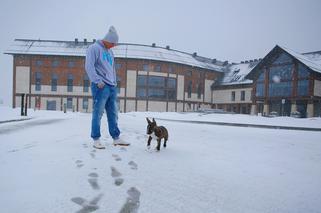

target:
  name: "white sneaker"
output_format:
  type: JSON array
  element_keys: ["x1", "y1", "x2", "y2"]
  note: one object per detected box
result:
[
  {"x1": 113, "y1": 138, "x2": 130, "y2": 146},
  {"x1": 93, "y1": 139, "x2": 106, "y2": 149}
]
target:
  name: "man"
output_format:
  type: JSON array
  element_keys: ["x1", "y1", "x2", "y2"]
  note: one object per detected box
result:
[{"x1": 85, "y1": 26, "x2": 130, "y2": 149}]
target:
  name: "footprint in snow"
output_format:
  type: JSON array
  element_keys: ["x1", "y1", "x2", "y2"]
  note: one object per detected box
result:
[
  {"x1": 88, "y1": 172, "x2": 100, "y2": 190},
  {"x1": 71, "y1": 193, "x2": 103, "y2": 213},
  {"x1": 110, "y1": 166, "x2": 124, "y2": 186},
  {"x1": 75, "y1": 160, "x2": 84, "y2": 168},
  {"x1": 112, "y1": 154, "x2": 122, "y2": 161},
  {"x1": 119, "y1": 187, "x2": 141, "y2": 213},
  {"x1": 128, "y1": 161, "x2": 138, "y2": 170}
]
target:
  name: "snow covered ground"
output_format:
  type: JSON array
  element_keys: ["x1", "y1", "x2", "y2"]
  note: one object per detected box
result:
[{"x1": 0, "y1": 107, "x2": 321, "y2": 213}]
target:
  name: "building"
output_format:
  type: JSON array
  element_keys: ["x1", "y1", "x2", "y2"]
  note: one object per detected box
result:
[{"x1": 4, "y1": 39, "x2": 321, "y2": 117}]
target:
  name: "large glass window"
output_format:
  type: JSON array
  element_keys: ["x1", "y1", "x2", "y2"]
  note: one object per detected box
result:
[
  {"x1": 256, "y1": 83, "x2": 264, "y2": 97},
  {"x1": 269, "y1": 65, "x2": 293, "y2": 81},
  {"x1": 51, "y1": 73, "x2": 58, "y2": 91},
  {"x1": 136, "y1": 75, "x2": 176, "y2": 100},
  {"x1": 35, "y1": 72, "x2": 42, "y2": 91},
  {"x1": 67, "y1": 74, "x2": 73, "y2": 92},
  {"x1": 297, "y1": 80, "x2": 309, "y2": 96},
  {"x1": 269, "y1": 81, "x2": 292, "y2": 97},
  {"x1": 257, "y1": 71, "x2": 265, "y2": 81},
  {"x1": 272, "y1": 53, "x2": 293, "y2": 65},
  {"x1": 298, "y1": 64, "x2": 310, "y2": 79}
]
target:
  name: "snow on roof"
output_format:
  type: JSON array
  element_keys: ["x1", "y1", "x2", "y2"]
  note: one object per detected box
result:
[
  {"x1": 4, "y1": 39, "x2": 224, "y2": 72},
  {"x1": 219, "y1": 61, "x2": 258, "y2": 85},
  {"x1": 280, "y1": 46, "x2": 321, "y2": 74}
]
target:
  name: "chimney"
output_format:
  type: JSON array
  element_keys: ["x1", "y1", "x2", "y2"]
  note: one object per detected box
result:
[
  {"x1": 75, "y1": 38, "x2": 78, "y2": 44},
  {"x1": 223, "y1": 60, "x2": 228, "y2": 66},
  {"x1": 152, "y1": 43, "x2": 156, "y2": 47},
  {"x1": 212, "y1": 58, "x2": 217, "y2": 64},
  {"x1": 193, "y1": 52, "x2": 197, "y2": 57},
  {"x1": 84, "y1": 38, "x2": 87, "y2": 45},
  {"x1": 166, "y1": 45, "x2": 170, "y2": 50}
]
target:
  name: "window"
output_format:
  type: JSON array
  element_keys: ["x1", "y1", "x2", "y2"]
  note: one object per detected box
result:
[
  {"x1": 297, "y1": 80, "x2": 309, "y2": 96},
  {"x1": 154, "y1": 65, "x2": 161, "y2": 72},
  {"x1": 137, "y1": 75, "x2": 147, "y2": 86},
  {"x1": 269, "y1": 81, "x2": 292, "y2": 97},
  {"x1": 67, "y1": 97, "x2": 73, "y2": 109},
  {"x1": 83, "y1": 97, "x2": 89, "y2": 110},
  {"x1": 136, "y1": 75, "x2": 176, "y2": 100},
  {"x1": 256, "y1": 83, "x2": 264, "y2": 97},
  {"x1": 187, "y1": 81, "x2": 192, "y2": 98},
  {"x1": 197, "y1": 83, "x2": 202, "y2": 99},
  {"x1": 272, "y1": 53, "x2": 293, "y2": 65},
  {"x1": 231, "y1": 91, "x2": 235, "y2": 101},
  {"x1": 149, "y1": 76, "x2": 165, "y2": 87},
  {"x1": 257, "y1": 71, "x2": 265, "y2": 82},
  {"x1": 67, "y1": 74, "x2": 73, "y2": 92},
  {"x1": 68, "y1": 61, "x2": 75, "y2": 68},
  {"x1": 52, "y1": 60, "x2": 60, "y2": 67},
  {"x1": 51, "y1": 73, "x2": 58, "y2": 91},
  {"x1": 36, "y1": 60, "x2": 43, "y2": 66},
  {"x1": 143, "y1": 64, "x2": 149, "y2": 71},
  {"x1": 46, "y1": 100, "x2": 56, "y2": 111},
  {"x1": 298, "y1": 64, "x2": 309, "y2": 79},
  {"x1": 83, "y1": 74, "x2": 89, "y2": 92},
  {"x1": 269, "y1": 65, "x2": 293, "y2": 82},
  {"x1": 116, "y1": 76, "x2": 121, "y2": 94},
  {"x1": 241, "y1": 90, "x2": 245, "y2": 101},
  {"x1": 115, "y1": 63, "x2": 121, "y2": 70},
  {"x1": 35, "y1": 72, "x2": 42, "y2": 91}
]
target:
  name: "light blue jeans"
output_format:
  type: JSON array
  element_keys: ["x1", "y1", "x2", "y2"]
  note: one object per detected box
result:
[{"x1": 91, "y1": 83, "x2": 120, "y2": 140}]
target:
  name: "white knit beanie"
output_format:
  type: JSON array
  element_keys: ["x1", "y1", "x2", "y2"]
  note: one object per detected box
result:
[{"x1": 103, "y1": 26, "x2": 119, "y2": 44}]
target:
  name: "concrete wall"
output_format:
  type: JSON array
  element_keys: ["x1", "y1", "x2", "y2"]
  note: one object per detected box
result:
[
  {"x1": 213, "y1": 88, "x2": 252, "y2": 104},
  {"x1": 314, "y1": 80, "x2": 321, "y2": 97},
  {"x1": 16, "y1": 66, "x2": 30, "y2": 94}
]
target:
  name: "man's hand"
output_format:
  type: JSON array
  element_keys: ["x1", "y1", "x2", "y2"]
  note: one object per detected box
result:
[{"x1": 97, "y1": 82, "x2": 105, "y2": 89}]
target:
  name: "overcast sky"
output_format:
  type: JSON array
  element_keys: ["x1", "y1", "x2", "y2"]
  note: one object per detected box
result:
[{"x1": 1, "y1": 0, "x2": 321, "y2": 106}]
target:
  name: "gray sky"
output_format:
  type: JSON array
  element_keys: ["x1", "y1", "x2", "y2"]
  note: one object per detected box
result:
[{"x1": 1, "y1": 0, "x2": 321, "y2": 106}]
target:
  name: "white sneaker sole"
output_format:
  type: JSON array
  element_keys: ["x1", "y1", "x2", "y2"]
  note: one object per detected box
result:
[{"x1": 93, "y1": 145, "x2": 106, "y2": 149}]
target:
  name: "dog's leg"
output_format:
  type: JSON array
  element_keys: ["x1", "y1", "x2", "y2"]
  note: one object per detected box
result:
[
  {"x1": 163, "y1": 138, "x2": 167, "y2": 148},
  {"x1": 147, "y1": 136, "x2": 152, "y2": 149},
  {"x1": 156, "y1": 138, "x2": 161, "y2": 151}
]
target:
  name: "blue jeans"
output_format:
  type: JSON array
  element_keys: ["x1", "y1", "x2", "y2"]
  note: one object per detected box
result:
[{"x1": 91, "y1": 83, "x2": 120, "y2": 140}]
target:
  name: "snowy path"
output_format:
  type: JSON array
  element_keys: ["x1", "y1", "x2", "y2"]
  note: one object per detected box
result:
[{"x1": 1, "y1": 111, "x2": 321, "y2": 213}]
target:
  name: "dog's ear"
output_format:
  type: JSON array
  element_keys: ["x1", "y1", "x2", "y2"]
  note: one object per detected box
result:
[
  {"x1": 146, "y1": 117, "x2": 152, "y2": 124},
  {"x1": 152, "y1": 118, "x2": 156, "y2": 123}
]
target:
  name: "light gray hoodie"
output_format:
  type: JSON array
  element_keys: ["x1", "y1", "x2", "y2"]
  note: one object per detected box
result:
[{"x1": 85, "y1": 40, "x2": 117, "y2": 86}]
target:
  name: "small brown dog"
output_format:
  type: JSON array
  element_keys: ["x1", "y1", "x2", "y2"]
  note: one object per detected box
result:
[{"x1": 146, "y1": 118, "x2": 169, "y2": 151}]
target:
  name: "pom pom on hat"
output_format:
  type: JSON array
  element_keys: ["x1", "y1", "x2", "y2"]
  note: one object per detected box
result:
[{"x1": 103, "y1": 26, "x2": 119, "y2": 44}]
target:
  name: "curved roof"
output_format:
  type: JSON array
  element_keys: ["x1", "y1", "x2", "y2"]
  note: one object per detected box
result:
[{"x1": 5, "y1": 39, "x2": 224, "y2": 72}]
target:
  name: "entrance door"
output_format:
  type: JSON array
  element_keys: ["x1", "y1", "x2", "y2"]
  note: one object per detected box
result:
[{"x1": 296, "y1": 100, "x2": 307, "y2": 118}]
